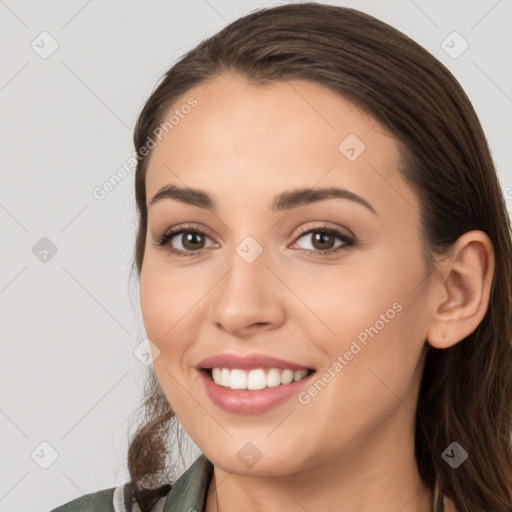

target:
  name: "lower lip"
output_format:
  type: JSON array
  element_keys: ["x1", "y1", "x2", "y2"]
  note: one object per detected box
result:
[{"x1": 197, "y1": 369, "x2": 316, "y2": 415}]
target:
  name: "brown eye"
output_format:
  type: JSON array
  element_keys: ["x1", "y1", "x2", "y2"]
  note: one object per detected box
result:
[
  {"x1": 153, "y1": 224, "x2": 217, "y2": 257},
  {"x1": 292, "y1": 225, "x2": 355, "y2": 256},
  {"x1": 178, "y1": 231, "x2": 207, "y2": 251},
  {"x1": 309, "y1": 232, "x2": 337, "y2": 251}
]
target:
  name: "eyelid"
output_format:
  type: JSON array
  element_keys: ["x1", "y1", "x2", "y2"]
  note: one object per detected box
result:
[
  {"x1": 156, "y1": 222, "x2": 216, "y2": 241},
  {"x1": 293, "y1": 221, "x2": 354, "y2": 238}
]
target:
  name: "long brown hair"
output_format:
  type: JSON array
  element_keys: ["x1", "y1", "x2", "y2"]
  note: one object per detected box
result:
[{"x1": 126, "y1": 3, "x2": 512, "y2": 511}]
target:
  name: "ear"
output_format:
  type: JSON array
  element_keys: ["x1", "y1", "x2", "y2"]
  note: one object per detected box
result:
[{"x1": 426, "y1": 230, "x2": 495, "y2": 349}]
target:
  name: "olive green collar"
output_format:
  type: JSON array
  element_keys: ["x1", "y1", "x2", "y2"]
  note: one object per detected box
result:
[{"x1": 162, "y1": 453, "x2": 213, "y2": 512}]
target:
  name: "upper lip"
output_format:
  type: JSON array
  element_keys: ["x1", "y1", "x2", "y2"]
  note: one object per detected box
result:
[{"x1": 197, "y1": 353, "x2": 314, "y2": 371}]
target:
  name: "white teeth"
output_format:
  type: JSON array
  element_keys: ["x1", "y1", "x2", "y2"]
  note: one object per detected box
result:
[
  {"x1": 229, "y1": 369, "x2": 247, "y2": 389},
  {"x1": 266, "y1": 368, "x2": 281, "y2": 387},
  {"x1": 293, "y1": 370, "x2": 306, "y2": 382},
  {"x1": 221, "y1": 368, "x2": 230, "y2": 387},
  {"x1": 210, "y1": 367, "x2": 310, "y2": 390},
  {"x1": 247, "y1": 369, "x2": 266, "y2": 390},
  {"x1": 280, "y1": 369, "x2": 294, "y2": 385}
]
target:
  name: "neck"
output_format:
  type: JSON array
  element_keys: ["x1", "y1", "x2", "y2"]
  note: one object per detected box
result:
[{"x1": 205, "y1": 409, "x2": 433, "y2": 512}]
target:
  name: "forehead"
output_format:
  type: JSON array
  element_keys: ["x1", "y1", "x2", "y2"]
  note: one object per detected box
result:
[{"x1": 144, "y1": 73, "x2": 417, "y2": 217}]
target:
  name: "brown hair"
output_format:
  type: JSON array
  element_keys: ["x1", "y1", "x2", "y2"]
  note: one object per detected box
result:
[{"x1": 126, "y1": 3, "x2": 512, "y2": 511}]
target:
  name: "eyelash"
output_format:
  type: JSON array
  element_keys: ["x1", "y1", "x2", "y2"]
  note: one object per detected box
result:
[{"x1": 153, "y1": 223, "x2": 355, "y2": 258}]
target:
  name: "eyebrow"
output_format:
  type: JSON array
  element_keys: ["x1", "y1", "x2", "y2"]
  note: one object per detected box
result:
[{"x1": 148, "y1": 184, "x2": 377, "y2": 215}]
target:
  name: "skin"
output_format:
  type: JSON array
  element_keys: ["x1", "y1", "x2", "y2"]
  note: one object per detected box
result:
[{"x1": 139, "y1": 73, "x2": 494, "y2": 512}]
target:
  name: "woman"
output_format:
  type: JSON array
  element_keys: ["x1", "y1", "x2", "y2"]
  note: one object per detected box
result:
[{"x1": 51, "y1": 3, "x2": 512, "y2": 511}]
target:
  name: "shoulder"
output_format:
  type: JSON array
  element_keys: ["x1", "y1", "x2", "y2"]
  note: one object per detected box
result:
[
  {"x1": 50, "y1": 486, "x2": 116, "y2": 512},
  {"x1": 50, "y1": 481, "x2": 171, "y2": 512}
]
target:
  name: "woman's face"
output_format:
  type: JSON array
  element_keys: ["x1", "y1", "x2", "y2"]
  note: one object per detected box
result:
[{"x1": 140, "y1": 73, "x2": 433, "y2": 476}]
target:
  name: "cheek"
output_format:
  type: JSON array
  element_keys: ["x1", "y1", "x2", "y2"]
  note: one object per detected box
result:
[
  {"x1": 302, "y1": 304, "x2": 425, "y2": 448},
  {"x1": 305, "y1": 250, "x2": 427, "y2": 392},
  {"x1": 294, "y1": 262, "x2": 401, "y2": 345},
  {"x1": 139, "y1": 271, "x2": 169, "y2": 348},
  {"x1": 140, "y1": 266, "x2": 190, "y2": 358},
  {"x1": 139, "y1": 266, "x2": 201, "y2": 413},
  {"x1": 139, "y1": 262, "x2": 200, "y2": 353}
]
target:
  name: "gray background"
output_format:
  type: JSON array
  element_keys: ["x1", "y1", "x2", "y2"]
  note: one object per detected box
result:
[{"x1": 1, "y1": 1, "x2": 511, "y2": 511}]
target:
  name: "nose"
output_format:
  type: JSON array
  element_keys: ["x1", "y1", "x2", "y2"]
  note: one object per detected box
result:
[{"x1": 207, "y1": 245, "x2": 287, "y2": 338}]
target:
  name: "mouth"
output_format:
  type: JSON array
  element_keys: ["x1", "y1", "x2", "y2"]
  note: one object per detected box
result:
[{"x1": 199, "y1": 367, "x2": 316, "y2": 391}]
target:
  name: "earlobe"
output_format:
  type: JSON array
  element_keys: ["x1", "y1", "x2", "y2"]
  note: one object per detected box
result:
[{"x1": 426, "y1": 230, "x2": 495, "y2": 350}]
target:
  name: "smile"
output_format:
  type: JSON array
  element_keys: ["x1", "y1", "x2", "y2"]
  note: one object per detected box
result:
[{"x1": 198, "y1": 368, "x2": 316, "y2": 414}]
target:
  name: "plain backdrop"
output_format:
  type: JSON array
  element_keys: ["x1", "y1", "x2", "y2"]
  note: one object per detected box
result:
[{"x1": 1, "y1": 1, "x2": 511, "y2": 511}]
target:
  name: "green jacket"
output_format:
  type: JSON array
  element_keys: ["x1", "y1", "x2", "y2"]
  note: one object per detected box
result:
[{"x1": 50, "y1": 453, "x2": 213, "y2": 512}]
